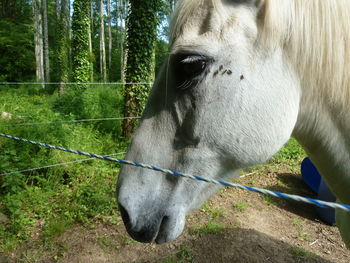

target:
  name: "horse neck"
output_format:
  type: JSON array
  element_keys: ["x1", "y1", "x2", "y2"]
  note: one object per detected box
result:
[{"x1": 293, "y1": 88, "x2": 350, "y2": 205}]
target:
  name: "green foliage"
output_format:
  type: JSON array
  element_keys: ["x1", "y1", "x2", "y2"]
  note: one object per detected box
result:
[
  {"x1": 71, "y1": 0, "x2": 92, "y2": 87},
  {"x1": 42, "y1": 216, "x2": 71, "y2": 240},
  {"x1": 189, "y1": 222, "x2": 225, "y2": 235},
  {"x1": 0, "y1": 0, "x2": 171, "y2": 85},
  {"x1": 233, "y1": 201, "x2": 249, "y2": 212},
  {"x1": 271, "y1": 138, "x2": 306, "y2": 164},
  {"x1": 290, "y1": 247, "x2": 317, "y2": 260},
  {"x1": 262, "y1": 195, "x2": 276, "y2": 206},
  {"x1": 162, "y1": 245, "x2": 194, "y2": 263},
  {"x1": 0, "y1": 19, "x2": 34, "y2": 82},
  {"x1": 155, "y1": 39, "x2": 169, "y2": 75},
  {"x1": 202, "y1": 204, "x2": 226, "y2": 221},
  {"x1": 123, "y1": 0, "x2": 163, "y2": 136},
  {"x1": 53, "y1": 84, "x2": 125, "y2": 135},
  {"x1": 52, "y1": 0, "x2": 70, "y2": 90},
  {"x1": 0, "y1": 86, "x2": 127, "y2": 251}
]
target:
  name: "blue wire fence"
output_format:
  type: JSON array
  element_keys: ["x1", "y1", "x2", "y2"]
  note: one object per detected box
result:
[{"x1": 1, "y1": 133, "x2": 349, "y2": 212}]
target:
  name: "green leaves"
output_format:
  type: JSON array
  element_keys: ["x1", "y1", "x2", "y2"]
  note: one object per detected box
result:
[
  {"x1": 0, "y1": 20, "x2": 35, "y2": 82},
  {"x1": 123, "y1": 0, "x2": 162, "y2": 136},
  {"x1": 71, "y1": 0, "x2": 92, "y2": 87}
]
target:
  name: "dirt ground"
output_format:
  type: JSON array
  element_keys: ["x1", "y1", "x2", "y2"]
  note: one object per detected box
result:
[{"x1": 2, "y1": 163, "x2": 350, "y2": 263}]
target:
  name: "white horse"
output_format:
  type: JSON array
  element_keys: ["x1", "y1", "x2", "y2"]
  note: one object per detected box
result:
[{"x1": 117, "y1": 0, "x2": 350, "y2": 247}]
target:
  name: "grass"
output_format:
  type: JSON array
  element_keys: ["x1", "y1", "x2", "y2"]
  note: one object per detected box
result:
[
  {"x1": 297, "y1": 231, "x2": 310, "y2": 241},
  {"x1": 0, "y1": 85, "x2": 127, "y2": 252},
  {"x1": 262, "y1": 195, "x2": 276, "y2": 206},
  {"x1": 291, "y1": 247, "x2": 317, "y2": 260},
  {"x1": 189, "y1": 222, "x2": 225, "y2": 235},
  {"x1": 291, "y1": 218, "x2": 303, "y2": 227},
  {"x1": 233, "y1": 201, "x2": 249, "y2": 212},
  {"x1": 162, "y1": 245, "x2": 194, "y2": 263},
  {"x1": 42, "y1": 217, "x2": 71, "y2": 240},
  {"x1": 0, "y1": 84, "x2": 308, "y2": 254},
  {"x1": 271, "y1": 138, "x2": 306, "y2": 165},
  {"x1": 97, "y1": 234, "x2": 113, "y2": 248},
  {"x1": 201, "y1": 203, "x2": 226, "y2": 221}
]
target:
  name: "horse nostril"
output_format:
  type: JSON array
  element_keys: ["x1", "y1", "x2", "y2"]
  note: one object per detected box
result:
[
  {"x1": 118, "y1": 202, "x2": 164, "y2": 243},
  {"x1": 118, "y1": 203, "x2": 131, "y2": 229},
  {"x1": 159, "y1": 215, "x2": 170, "y2": 233}
]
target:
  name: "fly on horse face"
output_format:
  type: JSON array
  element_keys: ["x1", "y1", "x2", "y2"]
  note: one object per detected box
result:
[{"x1": 117, "y1": 0, "x2": 350, "y2": 247}]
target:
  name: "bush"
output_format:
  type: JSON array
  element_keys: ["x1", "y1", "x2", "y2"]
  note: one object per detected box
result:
[{"x1": 0, "y1": 87, "x2": 127, "y2": 251}]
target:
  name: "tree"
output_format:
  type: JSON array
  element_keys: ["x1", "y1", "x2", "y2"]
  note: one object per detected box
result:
[
  {"x1": 0, "y1": 1, "x2": 34, "y2": 82},
  {"x1": 169, "y1": 0, "x2": 177, "y2": 12},
  {"x1": 55, "y1": 0, "x2": 70, "y2": 94},
  {"x1": 71, "y1": 0, "x2": 91, "y2": 88},
  {"x1": 33, "y1": 0, "x2": 45, "y2": 87},
  {"x1": 99, "y1": 0, "x2": 107, "y2": 82},
  {"x1": 42, "y1": 0, "x2": 50, "y2": 82},
  {"x1": 107, "y1": 0, "x2": 112, "y2": 79},
  {"x1": 88, "y1": 1, "x2": 93, "y2": 81},
  {"x1": 112, "y1": 0, "x2": 129, "y2": 81},
  {"x1": 122, "y1": 0, "x2": 162, "y2": 137}
]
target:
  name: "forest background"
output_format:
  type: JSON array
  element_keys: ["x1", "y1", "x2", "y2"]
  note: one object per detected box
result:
[
  {"x1": 0, "y1": 0, "x2": 179, "y2": 252},
  {"x1": 0, "y1": 1, "x2": 307, "y2": 258}
]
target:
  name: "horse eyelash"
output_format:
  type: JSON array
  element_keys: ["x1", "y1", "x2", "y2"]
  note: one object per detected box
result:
[
  {"x1": 180, "y1": 56, "x2": 206, "y2": 64},
  {"x1": 177, "y1": 80, "x2": 193, "y2": 90}
]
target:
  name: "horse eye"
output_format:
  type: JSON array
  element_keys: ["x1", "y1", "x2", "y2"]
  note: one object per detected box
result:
[{"x1": 180, "y1": 57, "x2": 207, "y2": 78}]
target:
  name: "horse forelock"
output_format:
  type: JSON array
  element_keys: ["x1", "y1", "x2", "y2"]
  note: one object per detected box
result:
[{"x1": 171, "y1": 0, "x2": 350, "y2": 111}]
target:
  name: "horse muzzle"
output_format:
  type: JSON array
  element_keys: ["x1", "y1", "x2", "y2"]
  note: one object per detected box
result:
[{"x1": 118, "y1": 201, "x2": 186, "y2": 244}]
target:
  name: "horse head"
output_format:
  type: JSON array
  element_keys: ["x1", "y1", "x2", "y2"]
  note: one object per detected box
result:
[{"x1": 117, "y1": 0, "x2": 303, "y2": 244}]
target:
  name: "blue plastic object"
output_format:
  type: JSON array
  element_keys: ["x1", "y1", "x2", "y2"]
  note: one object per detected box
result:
[
  {"x1": 301, "y1": 158, "x2": 336, "y2": 225},
  {"x1": 301, "y1": 158, "x2": 321, "y2": 193},
  {"x1": 316, "y1": 179, "x2": 336, "y2": 225}
]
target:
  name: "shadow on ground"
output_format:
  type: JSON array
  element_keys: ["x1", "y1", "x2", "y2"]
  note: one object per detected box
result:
[
  {"x1": 264, "y1": 173, "x2": 324, "y2": 222},
  {"x1": 8, "y1": 225, "x2": 331, "y2": 263},
  {"x1": 137, "y1": 228, "x2": 331, "y2": 263}
]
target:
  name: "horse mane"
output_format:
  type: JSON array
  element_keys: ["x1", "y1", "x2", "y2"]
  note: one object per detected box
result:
[{"x1": 171, "y1": 0, "x2": 350, "y2": 110}]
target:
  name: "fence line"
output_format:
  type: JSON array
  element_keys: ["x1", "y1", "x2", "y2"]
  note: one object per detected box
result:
[
  {"x1": 0, "y1": 82, "x2": 153, "y2": 85},
  {"x1": 1, "y1": 133, "x2": 350, "y2": 212},
  {"x1": 0, "y1": 117, "x2": 141, "y2": 127},
  {"x1": 0, "y1": 152, "x2": 126, "y2": 177}
]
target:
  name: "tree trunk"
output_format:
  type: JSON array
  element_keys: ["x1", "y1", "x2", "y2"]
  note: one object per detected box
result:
[
  {"x1": 122, "y1": 0, "x2": 161, "y2": 137},
  {"x1": 99, "y1": 0, "x2": 107, "y2": 82},
  {"x1": 57, "y1": 0, "x2": 70, "y2": 95},
  {"x1": 56, "y1": 0, "x2": 61, "y2": 19},
  {"x1": 68, "y1": 0, "x2": 72, "y2": 73},
  {"x1": 88, "y1": 1, "x2": 94, "y2": 82},
  {"x1": 172, "y1": 0, "x2": 177, "y2": 11},
  {"x1": 42, "y1": 0, "x2": 50, "y2": 84},
  {"x1": 72, "y1": 0, "x2": 91, "y2": 89},
  {"x1": 120, "y1": 0, "x2": 128, "y2": 82},
  {"x1": 107, "y1": 0, "x2": 112, "y2": 80},
  {"x1": 33, "y1": 0, "x2": 45, "y2": 88}
]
